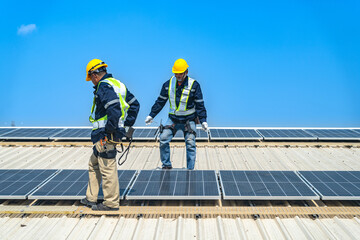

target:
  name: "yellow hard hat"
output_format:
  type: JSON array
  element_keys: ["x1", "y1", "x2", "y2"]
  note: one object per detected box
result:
[
  {"x1": 172, "y1": 58, "x2": 189, "y2": 73},
  {"x1": 86, "y1": 59, "x2": 108, "y2": 81}
]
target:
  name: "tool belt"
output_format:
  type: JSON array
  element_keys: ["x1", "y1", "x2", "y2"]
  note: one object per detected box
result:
[{"x1": 158, "y1": 120, "x2": 196, "y2": 137}]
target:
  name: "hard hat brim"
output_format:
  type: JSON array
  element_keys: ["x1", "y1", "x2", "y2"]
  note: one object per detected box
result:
[{"x1": 172, "y1": 68, "x2": 187, "y2": 73}]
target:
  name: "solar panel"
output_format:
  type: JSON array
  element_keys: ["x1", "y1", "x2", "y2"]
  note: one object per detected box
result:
[
  {"x1": 172, "y1": 128, "x2": 209, "y2": 140},
  {"x1": 353, "y1": 129, "x2": 360, "y2": 134},
  {"x1": 0, "y1": 128, "x2": 66, "y2": 140},
  {"x1": 50, "y1": 128, "x2": 91, "y2": 140},
  {"x1": 0, "y1": 169, "x2": 57, "y2": 199},
  {"x1": 132, "y1": 128, "x2": 158, "y2": 140},
  {"x1": 257, "y1": 129, "x2": 316, "y2": 140},
  {"x1": 298, "y1": 171, "x2": 360, "y2": 200},
  {"x1": 29, "y1": 170, "x2": 136, "y2": 200},
  {"x1": 126, "y1": 170, "x2": 220, "y2": 200},
  {"x1": 303, "y1": 129, "x2": 360, "y2": 140},
  {"x1": 0, "y1": 128, "x2": 18, "y2": 137},
  {"x1": 209, "y1": 129, "x2": 262, "y2": 140},
  {"x1": 219, "y1": 170, "x2": 319, "y2": 200}
]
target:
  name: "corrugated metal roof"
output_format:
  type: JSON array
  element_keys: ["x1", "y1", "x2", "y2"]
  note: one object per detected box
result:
[{"x1": 1, "y1": 142, "x2": 360, "y2": 239}]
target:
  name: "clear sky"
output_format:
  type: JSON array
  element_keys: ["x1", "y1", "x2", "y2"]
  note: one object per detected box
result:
[{"x1": 0, "y1": 1, "x2": 359, "y2": 127}]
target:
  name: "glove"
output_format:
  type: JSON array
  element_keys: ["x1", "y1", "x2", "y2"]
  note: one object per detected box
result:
[
  {"x1": 201, "y1": 122, "x2": 208, "y2": 131},
  {"x1": 145, "y1": 116, "x2": 153, "y2": 125},
  {"x1": 125, "y1": 126, "x2": 134, "y2": 139}
]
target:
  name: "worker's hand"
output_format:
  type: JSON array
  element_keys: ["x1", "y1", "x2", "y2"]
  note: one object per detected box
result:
[
  {"x1": 125, "y1": 126, "x2": 134, "y2": 139},
  {"x1": 201, "y1": 122, "x2": 208, "y2": 131},
  {"x1": 145, "y1": 116, "x2": 153, "y2": 125}
]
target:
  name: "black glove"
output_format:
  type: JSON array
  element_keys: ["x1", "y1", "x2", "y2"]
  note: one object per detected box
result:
[{"x1": 125, "y1": 126, "x2": 135, "y2": 139}]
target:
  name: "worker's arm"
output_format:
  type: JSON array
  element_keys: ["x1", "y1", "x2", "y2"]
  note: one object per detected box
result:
[
  {"x1": 193, "y1": 81, "x2": 207, "y2": 123},
  {"x1": 98, "y1": 83, "x2": 122, "y2": 135},
  {"x1": 124, "y1": 89, "x2": 140, "y2": 126},
  {"x1": 149, "y1": 80, "x2": 169, "y2": 118}
]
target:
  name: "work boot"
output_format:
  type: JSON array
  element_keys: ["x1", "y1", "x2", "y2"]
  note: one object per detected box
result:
[
  {"x1": 162, "y1": 166, "x2": 173, "y2": 170},
  {"x1": 80, "y1": 198, "x2": 96, "y2": 208},
  {"x1": 92, "y1": 203, "x2": 119, "y2": 211}
]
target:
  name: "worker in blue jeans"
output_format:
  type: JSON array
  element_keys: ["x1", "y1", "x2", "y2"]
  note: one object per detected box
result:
[{"x1": 145, "y1": 59, "x2": 208, "y2": 170}]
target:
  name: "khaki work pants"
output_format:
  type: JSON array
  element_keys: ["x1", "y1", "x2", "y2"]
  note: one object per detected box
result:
[{"x1": 86, "y1": 141, "x2": 120, "y2": 208}]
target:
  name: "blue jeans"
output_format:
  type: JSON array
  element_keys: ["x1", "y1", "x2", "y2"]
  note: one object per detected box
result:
[{"x1": 159, "y1": 118, "x2": 196, "y2": 170}]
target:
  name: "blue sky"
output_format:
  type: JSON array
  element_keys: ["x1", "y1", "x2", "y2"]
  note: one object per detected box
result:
[{"x1": 0, "y1": 1, "x2": 359, "y2": 127}]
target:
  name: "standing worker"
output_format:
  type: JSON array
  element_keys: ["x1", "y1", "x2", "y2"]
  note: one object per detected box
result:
[
  {"x1": 145, "y1": 59, "x2": 208, "y2": 170},
  {"x1": 81, "y1": 59, "x2": 140, "y2": 211}
]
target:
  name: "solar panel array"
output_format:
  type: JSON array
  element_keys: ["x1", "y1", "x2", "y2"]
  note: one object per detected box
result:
[
  {"x1": 304, "y1": 129, "x2": 360, "y2": 140},
  {"x1": 257, "y1": 129, "x2": 317, "y2": 140},
  {"x1": 29, "y1": 170, "x2": 136, "y2": 200},
  {"x1": 1, "y1": 127, "x2": 360, "y2": 141},
  {"x1": 210, "y1": 129, "x2": 262, "y2": 140},
  {"x1": 2, "y1": 169, "x2": 360, "y2": 200},
  {"x1": 0, "y1": 128, "x2": 66, "y2": 140},
  {"x1": 127, "y1": 170, "x2": 220, "y2": 200},
  {"x1": 219, "y1": 171, "x2": 318, "y2": 200},
  {"x1": 51, "y1": 128, "x2": 91, "y2": 140},
  {"x1": 299, "y1": 171, "x2": 360, "y2": 200},
  {"x1": 0, "y1": 169, "x2": 57, "y2": 199}
]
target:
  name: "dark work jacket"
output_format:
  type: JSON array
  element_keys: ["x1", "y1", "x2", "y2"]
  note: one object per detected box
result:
[
  {"x1": 91, "y1": 73, "x2": 140, "y2": 143},
  {"x1": 149, "y1": 76, "x2": 207, "y2": 124}
]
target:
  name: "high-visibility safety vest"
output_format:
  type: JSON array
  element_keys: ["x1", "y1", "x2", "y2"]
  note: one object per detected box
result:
[
  {"x1": 168, "y1": 76, "x2": 196, "y2": 116},
  {"x1": 89, "y1": 78, "x2": 129, "y2": 130}
]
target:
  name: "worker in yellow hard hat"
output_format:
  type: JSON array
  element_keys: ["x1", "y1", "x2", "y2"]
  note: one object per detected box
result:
[
  {"x1": 145, "y1": 58, "x2": 208, "y2": 170},
  {"x1": 81, "y1": 59, "x2": 140, "y2": 211}
]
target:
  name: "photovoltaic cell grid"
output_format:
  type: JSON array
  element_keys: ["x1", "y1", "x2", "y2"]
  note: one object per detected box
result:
[
  {"x1": 299, "y1": 171, "x2": 360, "y2": 200},
  {"x1": 0, "y1": 169, "x2": 57, "y2": 199},
  {"x1": 219, "y1": 171, "x2": 319, "y2": 200},
  {"x1": 209, "y1": 129, "x2": 262, "y2": 140},
  {"x1": 132, "y1": 128, "x2": 158, "y2": 140},
  {"x1": 304, "y1": 129, "x2": 360, "y2": 140},
  {"x1": 257, "y1": 129, "x2": 316, "y2": 140},
  {"x1": 0, "y1": 128, "x2": 18, "y2": 137},
  {"x1": 29, "y1": 169, "x2": 136, "y2": 200},
  {"x1": 50, "y1": 128, "x2": 91, "y2": 140},
  {"x1": 172, "y1": 128, "x2": 209, "y2": 140},
  {"x1": 126, "y1": 170, "x2": 220, "y2": 200},
  {"x1": 0, "y1": 128, "x2": 66, "y2": 140}
]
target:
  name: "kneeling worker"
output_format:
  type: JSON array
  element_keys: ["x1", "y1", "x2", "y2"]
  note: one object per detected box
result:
[
  {"x1": 81, "y1": 59, "x2": 139, "y2": 211},
  {"x1": 145, "y1": 59, "x2": 208, "y2": 170}
]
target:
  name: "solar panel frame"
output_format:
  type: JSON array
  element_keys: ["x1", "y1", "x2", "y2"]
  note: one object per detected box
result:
[
  {"x1": 50, "y1": 127, "x2": 92, "y2": 140},
  {"x1": 28, "y1": 169, "x2": 137, "y2": 200},
  {"x1": 209, "y1": 128, "x2": 262, "y2": 140},
  {"x1": 219, "y1": 170, "x2": 319, "y2": 200},
  {"x1": 0, "y1": 169, "x2": 58, "y2": 199},
  {"x1": 0, "y1": 127, "x2": 67, "y2": 140},
  {"x1": 0, "y1": 128, "x2": 19, "y2": 137},
  {"x1": 298, "y1": 171, "x2": 360, "y2": 200},
  {"x1": 303, "y1": 129, "x2": 360, "y2": 141},
  {"x1": 256, "y1": 129, "x2": 317, "y2": 140},
  {"x1": 126, "y1": 170, "x2": 221, "y2": 200}
]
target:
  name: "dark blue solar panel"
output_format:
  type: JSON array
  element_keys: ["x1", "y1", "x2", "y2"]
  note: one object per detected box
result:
[
  {"x1": 0, "y1": 128, "x2": 18, "y2": 137},
  {"x1": 50, "y1": 128, "x2": 91, "y2": 140},
  {"x1": 304, "y1": 129, "x2": 360, "y2": 140},
  {"x1": 257, "y1": 129, "x2": 316, "y2": 140},
  {"x1": 0, "y1": 169, "x2": 57, "y2": 199},
  {"x1": 127, "y1": 170, "x2": 220, "y2": 200},
  {"x1": 299, "y1": 171, "x2": 360, "y2": 200},
  {"x1": 132, "y1": 128, "x2": 158, "y2": 140},
  {"x1": 209, "y1": 129, "x2": 262, "y2": 140},
  {"x1": 219, "y1": 171, "x2": 319, "y2": 200},
  {"x1": 0, "y1": 128, "x2": 66, "y2": 140},
  {"x1": 29, "y1": 170, "x2": 136, "y2": 200}
]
